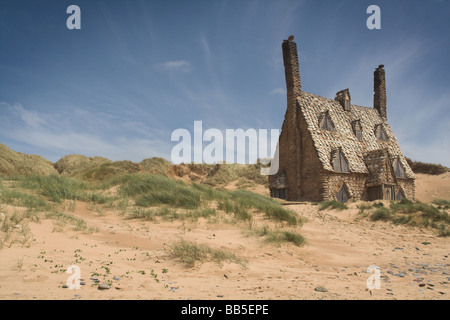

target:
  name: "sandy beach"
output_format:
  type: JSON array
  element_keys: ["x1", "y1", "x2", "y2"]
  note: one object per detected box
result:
[{"x1": 1, "y1": 172, "x2": 448, "y2": 300}]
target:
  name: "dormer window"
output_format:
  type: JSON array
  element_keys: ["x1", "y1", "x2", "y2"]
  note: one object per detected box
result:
[
  {"x1": 319, "y1": 111, "x2": 335, "y2": 131},
  {"x1": 375, "y1": 124, "x2": 389, "y2": 141},
  {"x1": 352, "y1": 120, "x2": 363, "y2": 141},
  {"x1": 334, "y1": 89, "x2": 351, "y2": 111},
  {"x1": 331, "y1": 148, "x2": 349, "y2": 172},
  {"x1": 393, "y1": 157, "x2": 406, "y2": 178}
]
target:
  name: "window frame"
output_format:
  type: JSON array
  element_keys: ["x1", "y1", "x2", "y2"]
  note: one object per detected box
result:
[{"x1": 331, "y1": 148, "x2": 350, "y2": 173}]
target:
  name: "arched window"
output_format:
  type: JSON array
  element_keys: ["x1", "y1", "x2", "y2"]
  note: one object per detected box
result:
[
  {"x1": 393, "y1": 157, "x2": 406, "y2": 178},
  {"x1": 336, "y1": 184, "x2": 350, "y2": 202},
  {"x1": 319, "y1": 111, "x2": 335, "y2": 131},
  {"x1": 352, "y1": 120, "x2": 363, "y2": 141},
  {"x1": 396, "y1": 188, "x2": 405, "y2": 201},
  {"x1": 331, "y1": 148, "x2": 349, "y2": 172}
]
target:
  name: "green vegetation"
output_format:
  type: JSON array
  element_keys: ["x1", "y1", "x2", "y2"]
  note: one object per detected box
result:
[
  {"x1": 168, "y1": 239, "x2": 247, "y2": 268},
  {"x1": 433, "y1": 199, "x2": 450, "y2": 210},
  {"x1": 1, "y1": 168, "x2": 302, "y2": 250},
  {"x1": 254, "y1": 226, "x2": 306, "y2": 247},
  {"x1": 319, "y1": 200, "x2": 348, "y2": 211},
  {"x1": 405, "y1": 158, "x2": 449, "y2": 175},
  {"x1": 358, "y1": 198, "x2": 450, "y2": 236},
  {"x1": 370, "y1": 207, "x2": 391, "y2": 221},
  {"x1": 44, "y1": 211, "x2": 88, "y2": 232},
  {"x1": 115, "y1": 173, "x2": 298, "y2": 225},
  {"x1": 0, "y1": 187, "x2": 51, "y2": 212},
  {"x1": 0, "y1": 149, "x2": 302, "y2": 251},
  {"x1": 0, "y1": 143, "x2": 58, "y2": 176}
]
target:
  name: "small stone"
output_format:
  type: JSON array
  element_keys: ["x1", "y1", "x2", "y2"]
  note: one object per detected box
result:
[
  {"x1": 314, "y1": 286, "x2": 328, "y2": 292},
  {"x1": 419, "y1": 283, "x2": 426, "y2": 287},
  {"x1": 113, "y1": 277, "x2": 121, "y2": 281},
  {"x1": 217, "y1": 294, "x2": 224, "y2": 298},
  {"x1": 98, "y1": 283, "x2": 110, "y2": 290},
  {"x1": 80, "y1": 281, "x2": 86, "y2": 286},
  {"x1": 62, "y1": 284, "x2": 68, "y2": 289},
  {"x1": 394, "y1": 273, "x2": 405, "y2": 277}
]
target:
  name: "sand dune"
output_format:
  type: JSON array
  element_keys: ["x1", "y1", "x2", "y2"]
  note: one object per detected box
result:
[
  {"x1": 0, "y1": 197, "x2": 448, "y2": 300},
  {"x1": 415, "y1": 172, "x2": 450, "y2": 203},
  {"x1": 0, "y1": 144, "x2": 448, "y2": 300}
]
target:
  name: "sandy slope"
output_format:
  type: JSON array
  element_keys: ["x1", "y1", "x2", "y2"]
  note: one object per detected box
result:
[
  {"x1": 415, "y1": 172, "x2": 450, "y2": 203},
  {"x1": 0, "y1": 196, "x2": 448, "y2": 300}
]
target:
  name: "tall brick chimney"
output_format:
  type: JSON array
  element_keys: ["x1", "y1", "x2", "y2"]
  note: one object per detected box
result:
[
  {"x1": 282, "y1": 36, "x2": 301, "y2": 103},
  {"x1": 373, "y1": 64, "x2": 387, "y2": 119}
]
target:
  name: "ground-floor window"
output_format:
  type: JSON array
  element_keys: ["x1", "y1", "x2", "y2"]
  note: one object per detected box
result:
[
  {"x1": 396, "y1": 188, "x2": 405, "y2": 201},
  {"x1": 336, "y1": 184, "x2": 350, "y2": 202},
  {"x1": 272, "y1": 188, "x2": 287, "y2": 200}
]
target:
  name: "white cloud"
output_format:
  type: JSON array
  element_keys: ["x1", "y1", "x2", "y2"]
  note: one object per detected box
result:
[
  {"x1": 0, "y1": 102, "x2": 173, "y2": 162},
  {"x1": 269, "y1": 88, "x2": 286, "y2": 95},
  {"x1": 10, "y1": 103, "x2": 47, "y2": 127},
  {"x1": 154, "y1": 60, "x2": 192, "y2": 73}
]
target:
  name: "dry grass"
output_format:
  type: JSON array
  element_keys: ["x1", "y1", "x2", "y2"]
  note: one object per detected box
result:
[
  {"x1": 406, "y1": 157, "x2": 449, "y2": 175},
  {"x1": 0, "y1": 144, "x2": 58, "y2": 176},
  {"x1": 168, "y1": 239, "x2": 247, "y2": 268}
]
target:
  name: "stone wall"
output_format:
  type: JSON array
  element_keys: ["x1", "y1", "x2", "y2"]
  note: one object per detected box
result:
[
  {"x1": 297, "y1": 111, "x2": 323, "y2": 201},
  {"x1": 397, "y1": 178, "x2": 415, "y2": 201},
  {"x1": 322, "y1": 172, "x2": 367, "y2": 201}
]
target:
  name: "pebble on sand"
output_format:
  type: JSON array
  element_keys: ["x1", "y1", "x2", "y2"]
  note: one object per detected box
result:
[
  {"x1": 314, "y1": 286, "x2": 328, "y2": 293},
  {"x1": 98, "y1": 283, "x2": 111, "y2": 290}
]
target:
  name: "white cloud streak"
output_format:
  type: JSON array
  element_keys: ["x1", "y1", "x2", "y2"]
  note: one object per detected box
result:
[
  {"x1": 154, "y1": 60, "x2": 192, "y2": 73},
  {"x1": 0, "y1": 102, "x2": 172, "y2": 162}
]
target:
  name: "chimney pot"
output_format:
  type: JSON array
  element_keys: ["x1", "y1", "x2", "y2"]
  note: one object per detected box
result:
[
  {"x1": 374, "y1": 65, "x2": 387, "y2": 119},
  {"x1": 282, "y1": 36, "x2": 301, "y2": 99}
]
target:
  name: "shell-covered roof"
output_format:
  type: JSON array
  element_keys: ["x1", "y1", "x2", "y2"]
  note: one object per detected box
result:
[{"x1": 297, "y1": 91, "x2": 414, "y2": 179}]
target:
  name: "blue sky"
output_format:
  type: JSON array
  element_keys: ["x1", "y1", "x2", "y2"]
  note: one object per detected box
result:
[{"x1": 0, "y1": 0, "x2": 449, "y2": 166}]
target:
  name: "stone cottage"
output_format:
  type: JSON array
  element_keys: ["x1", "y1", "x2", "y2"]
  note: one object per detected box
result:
[{"x1": 269, "y1": 36, "x2": 415, "y2": 202}]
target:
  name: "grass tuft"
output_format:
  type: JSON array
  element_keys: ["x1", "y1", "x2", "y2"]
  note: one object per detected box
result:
[
  {"x1": 319, "y1": 200, "x2": 348, "y2": 211},
  {"x1": 169, "y1": 239, "x2": 247, "y2": 268},
  {"x1": 255, "y1": 226, "x2": 306, "y2": 247}
]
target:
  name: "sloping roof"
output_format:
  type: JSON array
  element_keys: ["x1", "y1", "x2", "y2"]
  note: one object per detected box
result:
[{"x1": 297, "y1": 91, "x2": 414, "y2": 179}]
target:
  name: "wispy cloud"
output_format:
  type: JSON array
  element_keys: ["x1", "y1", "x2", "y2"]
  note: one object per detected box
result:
[
  {"x1": 154, "y1": 60, "x2": 192, "y2": 73},
  {"x1": 0, "y1": 102, "x2": 172, "y2": 162},
  {"x1": 269, "y1": 88, "x2": 286, "y2": 95}
]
